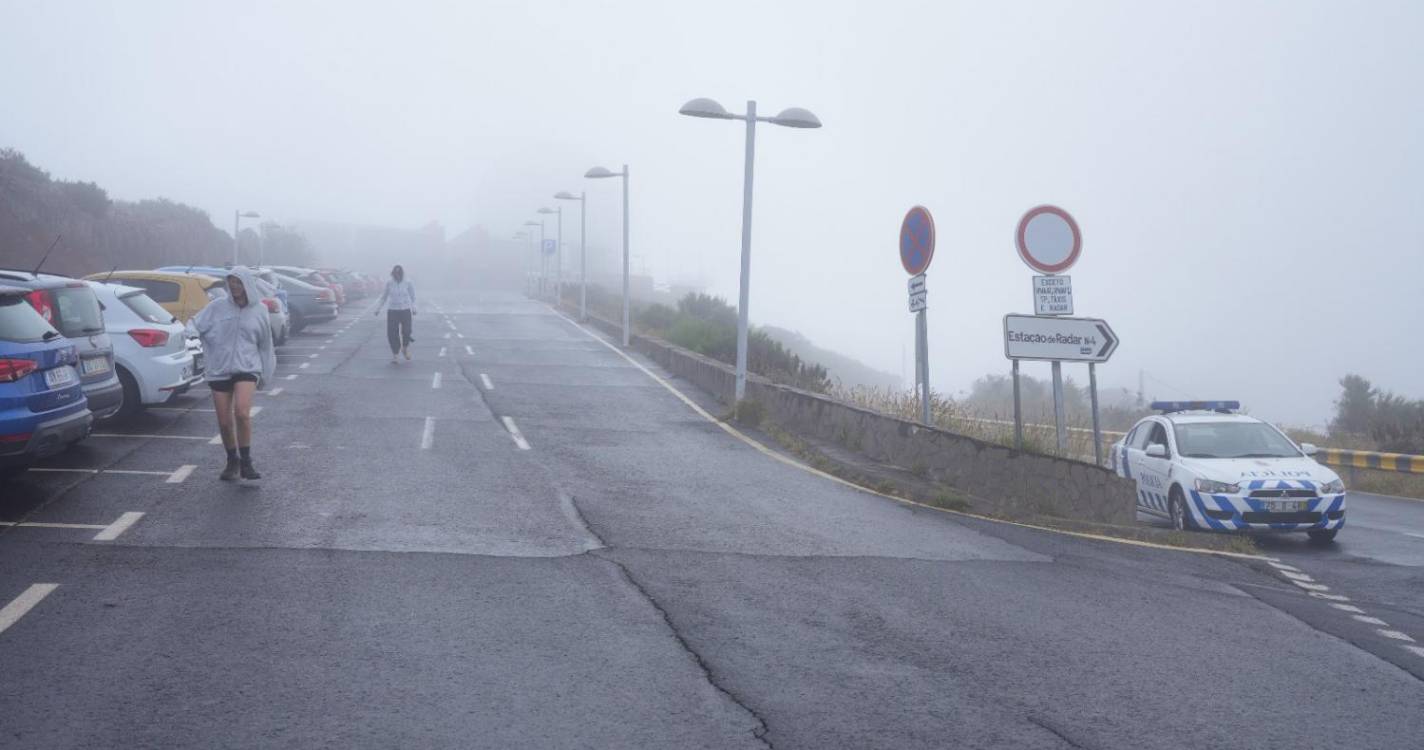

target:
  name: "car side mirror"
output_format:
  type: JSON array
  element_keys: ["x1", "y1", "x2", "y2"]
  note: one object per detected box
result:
[
  {"x1": 1300, "y1": 443, "x2": 1318, "y2": 457},
  {"x1": 1145, "y1": 444, "x2": 1168, "y2": 458}
]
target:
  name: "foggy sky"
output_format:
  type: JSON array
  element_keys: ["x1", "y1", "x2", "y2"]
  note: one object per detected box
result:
[{"x1": 4, "y1": 0, "x2": 1421, "y2": 427}]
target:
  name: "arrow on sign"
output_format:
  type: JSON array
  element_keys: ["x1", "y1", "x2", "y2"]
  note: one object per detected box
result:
[{"x1": 1095, "y1": 323, "x2": 1118, "y2": 359}]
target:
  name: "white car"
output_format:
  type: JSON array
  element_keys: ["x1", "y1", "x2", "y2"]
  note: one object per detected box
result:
[
  {"x1": 87, "y1": 281, "x2": 202, "y2": 419},
  {"x1": 1111, "y1": 401, "x2": 1346, "y2": 542}
]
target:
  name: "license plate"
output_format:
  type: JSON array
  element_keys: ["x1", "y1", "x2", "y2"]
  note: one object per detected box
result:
[
  {"x1": 45, "y1": 366, "x2": 76, "y2": 389},
  {"x1": 1265, "y1": 500, "x2": 1308, "y2": 513},
  {"x1": 81, "y1": 356, "x2": 110, "y2": 376}
]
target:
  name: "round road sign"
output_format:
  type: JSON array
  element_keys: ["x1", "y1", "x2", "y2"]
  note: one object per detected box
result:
[
  {"x1": 900, "y1": 206, "x2": 935, "y2": 275},
  {"x1": 1015, "y1": 205, "x2": 1081, "y2": 274}
]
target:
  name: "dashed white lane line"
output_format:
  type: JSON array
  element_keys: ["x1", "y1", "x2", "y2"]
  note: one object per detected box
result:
[
  {"x1": 431, "y1": 372, "x2": 442, "y2": 389},
  {"x1": 479, "y1": 374, "x2": 494, "y2": 390},
  {"x1": 465, "y1": 345, "x2": 474, "y2": 356},
  {"x1": 1330, "y1": 603, "x2": 1366, "y2": 614},
  {"x1": 456, "y1": 333, "x2": 465, "y2": 339},
  {"x1": 438, "y1": 347, "x2": 447, "y2": 357},
  {"x1": 1279, "y1": 570, "x2": 1314, "y2": 582},
  {"x1": 1289, "y1": 579, "x2": 1330, "y2": 592},
  {"x1": 299, "y1": 362, "x2": 310, "y2": 369},
  {"x1": 0, "y1": 584, "x2": 59, "y2": 636},
  {"x1": 1379, "y1": 630, "x2": 1417, "y2": 643},
  {"x1": 1309, "y1": 591, "x2": 1351, "y2": 602},
  {"x1": 308, "y1": 353, "x2": 319, "y2": 359},
  {"x1": 285, "y1": 374, "x2": 298, "y2": 381},
  {"x1": 501, "y1": 416, "x2": 531, "y2": 450},
  {"x1": 1406, "y1": 645, "x2": 1424, "y2": 659},
  {"x1": 266, "y1": 388, "x2": 284, "y2": 396},
  {"x1": 420, "y1": 417, "x2": 436, "y2": 450},
  {"x1": 1353, "y1": 615, "x2": 1390, "y2": 626},
  {"x1": 1268, "y1": 562, "x2": 1299, "y2": 571},
  {"x1": 166, "y1": 464, "x2": 197, "y2": 483},
  {"x1": 93, "y1": 511, "x2": 144, "y2": 541}
]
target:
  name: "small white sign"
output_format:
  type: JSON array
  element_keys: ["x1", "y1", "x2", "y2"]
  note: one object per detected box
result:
[
  {"x1": 908, "y1": 273, "x2": 926, "y2": 311},
  {"x1": 1033, "y1": 275, "x2": 1073, "y2": 316},
  {"x1": 908, "y1": 273, "x2": 926, "y2": 294}
]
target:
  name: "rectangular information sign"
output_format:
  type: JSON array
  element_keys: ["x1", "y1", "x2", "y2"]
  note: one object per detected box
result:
[{"x1": 1033, "y1": 275, "x2": 1073, "y2": 316}]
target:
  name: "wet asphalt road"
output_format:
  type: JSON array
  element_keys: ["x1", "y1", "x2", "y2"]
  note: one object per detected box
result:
[{"x1": 1, "y1": 290, "x2": 1421, "y2": 749}]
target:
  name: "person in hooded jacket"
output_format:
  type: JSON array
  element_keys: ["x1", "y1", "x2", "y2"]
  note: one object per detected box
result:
[
  {"x1": 194, "y1": 267, "x2": 277, "y2": 480},
  {"x1": 373, "y1": 264, "x2": 416, "y2": 363}
]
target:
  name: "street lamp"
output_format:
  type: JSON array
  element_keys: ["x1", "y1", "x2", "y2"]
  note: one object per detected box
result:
[
  {"x1": 523, "y1": 218, "x2": 546, "y2": 295},
  {"x1": 585, "y1": 165, "x2": 629, "y2": 347},
  {"x1": 538, "y1": 206, "x2": 561, "y2": 302},
  {"x1": 233, "y1": 210, "x2": 260, "y2": 266},
  {"x1": 678, "y1": 97, "x2": 821, "y2": 402},
  {"x1": 554, "y1": 190, "x2": 586, "y2": 320}
]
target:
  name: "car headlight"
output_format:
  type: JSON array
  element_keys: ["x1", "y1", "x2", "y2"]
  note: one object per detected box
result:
[
  {"x1": 1195, "y1": 478, "x2": 1241, "y2": 494},
  {"x1": 1319, "y1": 479, "x2": 1345, "y2": 494}
]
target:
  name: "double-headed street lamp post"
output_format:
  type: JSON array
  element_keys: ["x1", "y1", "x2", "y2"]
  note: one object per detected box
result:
[
  {"x1": 585, "y1": 165, "x2": 629, "y2": 347},
  {"x1": 678, "y1": 98, "x2": 821, "y2": 402},
  {"x1": 554, "y1": 191, "x2": 586, "y2": 320},
  {"x1": 233, "y1": 210, "x2": 260, "y2": 266}
]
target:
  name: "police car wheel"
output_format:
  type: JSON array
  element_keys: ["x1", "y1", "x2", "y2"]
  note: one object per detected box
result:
[
  {"x1": 1307, "y1": 528, "x2": 1338, "y2": 544},
  {"x1": 1169, "y1": 489, "x2": 1191, "y2": 531}
]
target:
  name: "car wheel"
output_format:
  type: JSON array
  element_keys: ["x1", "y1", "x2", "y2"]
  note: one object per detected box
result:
[
  {"x1": 1308, "y1": 528, "x2": 1339, "y2": 544},
  {"x1": 112, "y1": 367, "x2": 143, "y2": 421},
  {"x1": 1169, "y1": 487, "x2": 1192, "y2": 531}
]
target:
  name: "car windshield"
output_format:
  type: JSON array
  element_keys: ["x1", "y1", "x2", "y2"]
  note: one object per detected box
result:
[
  {"x1": 121, "y1": 291, "x2": 176, "y2": 324},
  {"x1": 0, "y1": 295, "x2": 59, "y2": 342},
  {"x1": 1173, "y1": 421, "x2": 1301, "y2": 459},
  {"x1": 50, "y1": 285, "x2": 105, "y2": 337}
]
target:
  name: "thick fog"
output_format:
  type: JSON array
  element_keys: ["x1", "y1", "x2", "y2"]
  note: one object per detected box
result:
[{"x1": 3, "y1": 0, "x2": 1420, "y2": 427}]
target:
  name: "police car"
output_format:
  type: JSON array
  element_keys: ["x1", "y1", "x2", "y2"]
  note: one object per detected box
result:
[{"x1": 1111, "y1": 401, "x2": 1345, "y2": 542}]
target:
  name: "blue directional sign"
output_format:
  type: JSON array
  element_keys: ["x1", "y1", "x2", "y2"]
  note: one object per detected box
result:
[
  {"x1": 543, "y1": 239, "x2": 556, "y2": 255},
  {"x1": 899, "y1": 206, "x2": 935, "y2": 275}
]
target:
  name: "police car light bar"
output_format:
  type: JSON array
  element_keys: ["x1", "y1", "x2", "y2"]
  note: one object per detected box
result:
[{"x1": 1150, "y1": 400, "x2": 1241, "y2": 414}]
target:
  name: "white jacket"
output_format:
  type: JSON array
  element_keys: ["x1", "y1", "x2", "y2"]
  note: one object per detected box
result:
[
  {"x1": 377, "y1": 278, "x2": 416, "y2": 312},
  {"x1": 193, "y1": 266, "x2": 276, "y2": 386}
]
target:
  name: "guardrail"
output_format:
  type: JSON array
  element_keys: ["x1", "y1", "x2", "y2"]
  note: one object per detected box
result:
[{"x1": 1315, "y1": 448, "x2": 1424, "y2": 475}]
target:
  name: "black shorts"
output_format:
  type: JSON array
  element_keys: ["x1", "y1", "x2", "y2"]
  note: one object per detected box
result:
[{"x1": 208, "y1": 373, "x2": 259, "y2": 392}]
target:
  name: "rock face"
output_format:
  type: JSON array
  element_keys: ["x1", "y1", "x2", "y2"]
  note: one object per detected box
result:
[{"x1": 581, "y1": 311, "x2": 1137, "y2": 526}]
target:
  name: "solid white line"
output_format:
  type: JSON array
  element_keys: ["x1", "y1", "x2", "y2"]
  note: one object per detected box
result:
[
  {"x1": 431, "y1": 372, "x2": 442, "y2": 389},
  {"x1": 420, "y1": 417, "x2": 435, "y2": 450},
  {"x1": 1330, "y1": 603, "x2": 1366, "y2": 614},
  {"x1": 266, "y1": 388, "x2": 284, "y2": 396},
  {"x1": 299, "y1": 362, "x2": 310, "y2": 369},
  {"x1": 92, "y1": 433, "x2": 211, "y2": 440},
  {"x1": 502, "y1": 416, "x2": 531, "y2": 450},
  {"x1": 166, "y1": 465, "x2": 196, "y2": 484},
  {"x1": 1353, "y1": 615, "x2": 1389, "y2": 626},
  {"x1": 285, "y1": 374, "x2": 298, "y2": 380},
  {"x1": 93, "y1": 511, "x2": 144, "y2": 541},
  {"x1": 1378, "y1": 630, "x2": 1416, "y2": 642},
  {"x1": 0, "y1": 521, "x2": 107, "y2": 529},
  {"x1": 1405, "y1": 532, "x2": 1424, "y2": 540},
  {"x1": 479, "y1": 374, "x2": 493, "y2": 390},
  {"x1": 465, "y1": 345, "x2": 474, "y2": 356},
  {"x1": 25, "y1": 468, "x2": 170, "y2": 477},
  {"x1": 0, "y1": 584, "x2": 59, "y2": 636}
]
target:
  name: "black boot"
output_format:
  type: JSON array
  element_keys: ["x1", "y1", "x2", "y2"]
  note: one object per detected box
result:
[
  {"x1": 238, "y1": 446, "x2": 260, "y2": 480},
  {"x1": 220, "y1": 449, "x2": 240, "y2": 481}
]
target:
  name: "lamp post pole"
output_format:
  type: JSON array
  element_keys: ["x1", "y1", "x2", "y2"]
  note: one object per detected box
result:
[
  {"x1": 555, "y1": 191, "x2": 588, "y2": 320},
  {"x1": 585, "y1": 166, "x2": 631, "y2": 346}
]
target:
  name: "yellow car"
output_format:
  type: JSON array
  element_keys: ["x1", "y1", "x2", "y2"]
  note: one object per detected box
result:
[{"x1": 82, "y1": 271, "x2": 222, "y2": 323}]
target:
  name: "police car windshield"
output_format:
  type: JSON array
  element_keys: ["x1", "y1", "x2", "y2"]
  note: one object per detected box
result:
[{"x1": 1173, "y1": 421, "x2": 1300, "y2": 459}]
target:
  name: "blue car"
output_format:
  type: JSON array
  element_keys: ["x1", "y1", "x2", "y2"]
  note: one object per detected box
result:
[{"x1": 0, "y1": 285, "x2": 92, "y2": 475}]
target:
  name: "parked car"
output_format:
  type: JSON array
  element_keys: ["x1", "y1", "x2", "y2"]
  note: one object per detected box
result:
[
  {"x1": 270, "y1": 266, "x2": 344, "y2": 308},
  {"x1": 320, "y1": 269, "x2": 366, "y2": 300},
  {"x1": 154, "y1": 266, "x2": 290, "y2": 344},
  {"x1": 84, "y1": 270, "x2": 222, "y2": 323},
  {"x1": 274, "y1": 274, "x2": 339, "y2": 332},
  {"x1": 86, "y1": 281, "x2": 202, "y2": 420},
  {"x1": 0, "y1": 285, "x2": 91, "y2": 475},
  {"x1": 0, "y1": 269, "x2": 123, "y2": 421}
]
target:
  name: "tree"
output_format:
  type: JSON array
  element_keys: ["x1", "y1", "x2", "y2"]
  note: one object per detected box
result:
[{"x1": 1331, "y1": 374, "x2": 1376, "y2": 436}]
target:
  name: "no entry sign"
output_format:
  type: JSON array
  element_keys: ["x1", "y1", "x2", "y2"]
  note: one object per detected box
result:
[
  {"x1": 1015, "y1": 205, "x2": 1081, "y2": 274},
  {"x1": 900, "y1": 206, "x2": 935, "y2": 275}
]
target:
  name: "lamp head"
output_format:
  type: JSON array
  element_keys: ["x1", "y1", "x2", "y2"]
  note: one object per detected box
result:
[
  {"x1": 678, "y1": 97, "x2": 733, "y2": 119},
  {"x1": 769, "y1": 107, "x2": 822, "y2": 128}
]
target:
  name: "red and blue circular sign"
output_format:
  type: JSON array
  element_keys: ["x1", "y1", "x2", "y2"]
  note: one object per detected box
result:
[{"x1": 899, "y1": 206, "x2": 935, "y2": 275}]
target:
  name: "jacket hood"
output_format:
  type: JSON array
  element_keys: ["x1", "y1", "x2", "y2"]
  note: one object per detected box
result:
[{"x1": 215, "y1": 266, "x2": 274, "y2": 306}]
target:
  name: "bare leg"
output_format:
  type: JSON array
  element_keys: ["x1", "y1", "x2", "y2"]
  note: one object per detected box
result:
[
  {"x1": 211, "y1": 388, "x2": 236, "y2": 450},
  {"x1": 233, "y1": 380, "x2": 256, "y2": 448}
]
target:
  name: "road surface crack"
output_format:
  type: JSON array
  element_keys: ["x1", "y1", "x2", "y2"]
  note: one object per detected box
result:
[
  {"x1": 1027, "y1": 714, "x2": 1092, "y2": 749},
  {"x1": 594, "y1": 550, "x2": 774, "y2": 749}
]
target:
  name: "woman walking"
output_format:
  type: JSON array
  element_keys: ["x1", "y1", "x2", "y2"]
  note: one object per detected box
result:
[
  {"x1": 374, "y1": 264, "x2": 417, "y2": 363},
  {"x1": 194, "y1": 267, "x2": 276, "y2": 481}
]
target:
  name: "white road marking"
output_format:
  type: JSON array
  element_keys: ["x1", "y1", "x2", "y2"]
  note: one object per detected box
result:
[
  {"x1": 501, "y1": 416, "x2": 531, "y2": 450},
  {"x1": 1406, "y1": 645, "x2": 1424, "y2": 659},
  {"x1": 431, "y1": 372, "x2": 442, "y2": 389},
  {"x1": 438, "y1": 347, "x2": 447, "y2": 357},
  {"x1": 285, "y1": 374, "x2": 298, "y2": 380},
  {"x1": 266, "y1": 388, "x2": 284, "y2": 396},
  {"x1": 92, "y1": 433, "x2": 211, "y2": 440},
  {"x1": 420, "y1": 417, "x2": 435, "y2": 450},
  {"x1": 1268, "y1": 562, "x2": 1300, "y2": 571},
  {"x1": 1309, "y1": 591, "x2": 1351, "y2": 602},
  {"x1": 443, "y1": 332, "x2": 452, "y2": 339},
  {"x1": 250, "y1": 406, "x2": 263, "y2": 416},
  {"x1": 308, "y1": 353, "x2": 319, "y2": 359},
  {"x1": 209, "y1": 434, "x2": 223, "y2": 445},
  {"x1": 0, "y1": 521, "x2": 106, "y2": 529},
  {"x1": 299, "y1": 362, "x2": 310, "y2": 369},
  {"x1": 465, "y1": 345, "x2": 474, "y2": 356},
  {"x1": 1279, "y1": 571, "x2": 1314, "y2": 582},
  {"x1": 166, "y1": 465, "x2": 196, "y2": 483},
  {"x1": 1406, "y1": 532, "x2": 1424, "y2": 540},
  {"x1": 0, "y1": 584, "x2": 59, "y2": 636},
  {"x1": 26, "y1": 468, "x2": 171, "y2": 477},
  {"x1": 319, "y1": 345, "x2": 327, "y2": 350},
  {"x1": 1353, "y1": 615, "x2": 1390, "y2": 626},
  {"x1": 456, "y1": 333, "x2": 465, "y2": 339},
  {"x1": 1290, "y1": 580, "x2": 1330, "y2": 592},
  {"x1": 1330, "y1": 603, "x2": 1366, "y2": 614},
  {"x1": 1378, "y1": 630, "x2": 1416, "y2": 642},
  {"x1": 93, "y1": 511, "x2": 144, "y2": 541},
  {"x1": 480, "y1": 374, "x2": 494, "y2": 390}
]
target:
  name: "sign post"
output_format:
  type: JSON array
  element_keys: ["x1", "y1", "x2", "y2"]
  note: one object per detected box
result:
[{"x1": 900, "y1": 206, "x2": 935, "y2": 426}]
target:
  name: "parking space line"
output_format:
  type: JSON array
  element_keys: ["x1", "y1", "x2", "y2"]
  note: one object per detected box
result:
[
  {"x1": 93, "y1": 512, "x2": 144, "y2": 541},
  {"x1": 420, "y1": 417, "x2": 435, "y2": 450},
  {"x1": 266, "y1": 388, "x2": 283, "y2": 396},
  {"x1": 166, "y1": 464, "x2": 196, "y2": 483},
  {"x1": 432, "y1": 372, "x2": 442, "y2": 389},
  {"x1": 501, "y1": 416, "x2": 531, "y2": 450},
  {"x1": 480, "y1": 374, "x2": 493, "y2": 390},
  {"x1": 0, "y1": 521, "x2": 107, "y2": 530},
  {"x1": 92, "y1": 433, "x2": 212, "y2": 441},
  {"x1": 209, "y1": 434, "x2": 224, "y2": 445},
  {"x1": 26, "y1": 467, "x2": 172, "y2": 477},
  {"x1": 0, "y1": 584, "x2": 59, "y2": 636}
]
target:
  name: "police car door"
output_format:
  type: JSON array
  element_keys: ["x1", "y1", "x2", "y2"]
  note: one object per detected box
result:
[{"x1": 1134, "y1": 421, "x2": 1175, "y2": 517}]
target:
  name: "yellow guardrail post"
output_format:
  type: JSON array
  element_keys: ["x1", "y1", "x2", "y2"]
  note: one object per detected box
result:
[{"x1": 1314, "y1": 448, "x2": 1424, "y2": 476}]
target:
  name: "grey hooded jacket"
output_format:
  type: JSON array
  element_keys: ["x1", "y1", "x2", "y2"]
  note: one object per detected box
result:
[{"x1": 193, "y1": 266, "x2": 276, "y2": 386}]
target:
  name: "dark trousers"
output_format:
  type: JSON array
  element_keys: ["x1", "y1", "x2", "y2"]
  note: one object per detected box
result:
[{"x1": 386, "y1": 309, "x2": 413, "y2": 353}]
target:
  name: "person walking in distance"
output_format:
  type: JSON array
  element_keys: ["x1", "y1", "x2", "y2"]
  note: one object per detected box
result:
[
  {"x1": 374, "y1": 264, "x2": 416, "y2": 363},
  {"x1": 194, "y1": 267, "x2": 276, "y2": 481}
]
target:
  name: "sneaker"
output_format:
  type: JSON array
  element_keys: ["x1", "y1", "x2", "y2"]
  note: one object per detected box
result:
[
  {"x1": 220, "y1": 458, "x2": 240, "y2": 481},
  {"x1": 391, "y1": 354, "x2": 399, "y2": 364},
  {"x1": 403, "y1": 346, "x2": 411, "y2": 360},
  {"x1": 240, "y1": 460, "x2": 261, "y2": 480}
]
